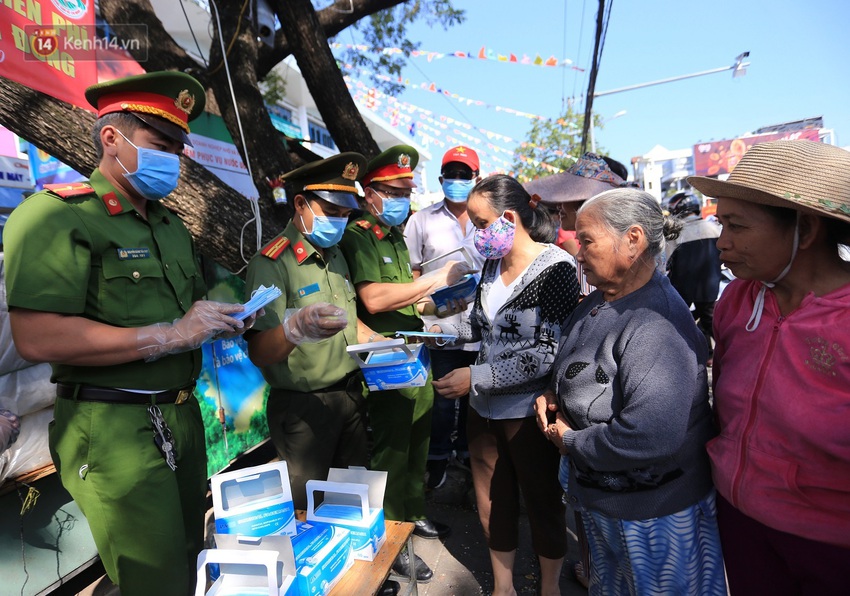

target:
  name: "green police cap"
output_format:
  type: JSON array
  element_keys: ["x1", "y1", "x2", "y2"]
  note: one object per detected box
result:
[
  {"x1": 363, "y1": 145, "x2": 419, "y2": 188},
  {"x1": 281, "y1": 152, "x2": 367, "y2": 210},
  {"x1": 85, "y1": 71, "x2": 206, "y2": 146}
]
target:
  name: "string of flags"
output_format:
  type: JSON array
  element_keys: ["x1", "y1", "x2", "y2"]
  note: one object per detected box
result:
[
  {"x1": 348, "y1": 78, "x2": 573, "y2": 164},
  {"x1": 342, "y1": 65, "x2": 580, "y2": 131},
  {"x1": 330, "y1": 42, "x2": 584, "y2": 71},
  {"x1": 345, "y1": 78, "x2": 566, "y2": 176}
]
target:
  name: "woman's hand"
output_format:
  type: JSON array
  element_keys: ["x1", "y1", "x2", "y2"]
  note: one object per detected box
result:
[
  {"x1": 423, "y1": 325, "x2": 443, "y2": 348},
  {"x1": 438, "y1": 297, "x2": 468, "y2": 317},
  {"x1": 432, "y1": 366, "x2": 471, "y2": 399},
  {"x1": 534, "y1": 390, "x2": 559, "y2": 432},
  {"x1": 545, "y1": 412, "x2": 573, "y2": 455}
]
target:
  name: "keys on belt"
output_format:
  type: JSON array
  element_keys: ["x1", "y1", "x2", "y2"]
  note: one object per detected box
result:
[{"x1": 148, "y1": 405, "x2": 178, "y2": 471}]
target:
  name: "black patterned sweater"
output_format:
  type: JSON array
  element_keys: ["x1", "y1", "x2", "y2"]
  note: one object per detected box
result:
[{"x1": 441, "y1": 245, "x2": 580, "y2": 419}]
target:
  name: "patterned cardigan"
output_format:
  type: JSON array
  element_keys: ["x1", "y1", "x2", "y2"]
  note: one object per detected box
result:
[{"x1": 441, "y1": 245, "x2": 580, "y2": 419}]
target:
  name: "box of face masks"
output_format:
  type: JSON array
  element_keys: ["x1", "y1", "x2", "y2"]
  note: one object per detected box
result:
[
  {"x1": 305, "y1": 468, "x2": 387, "y2": 562},
  {"x1": 211, "y1": 461, "x2": 297, "y2": 537},
  {"x1": 196, "y1": 534, "x2": 298, "y2": 596},
  {"x1": 346, "y1": 338, "x2": 430, "y2": 392},
  {"x1": 198, "y1": 526, "x2": 353, "y2": 596}
]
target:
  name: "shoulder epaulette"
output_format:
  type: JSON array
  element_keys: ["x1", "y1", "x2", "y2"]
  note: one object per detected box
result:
[
  {"x1": 44, "y1": 182, "x2": 95, "y2": 199},
  {"x1": 260, "y1": 237, "x2": 291, "y2": 260},
  {"x1": 355, "y1": 219, "x2": 372, "y2": 230}
]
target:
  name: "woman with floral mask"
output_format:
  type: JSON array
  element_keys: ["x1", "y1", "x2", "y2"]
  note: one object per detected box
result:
[{"x1": 429, "y1": 174, "x2": 580, "y2": 596}]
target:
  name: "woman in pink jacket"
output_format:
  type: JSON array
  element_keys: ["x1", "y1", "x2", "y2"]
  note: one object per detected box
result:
[{"x1": 689, "y1": 140, "x2": 850, "y2": 595}]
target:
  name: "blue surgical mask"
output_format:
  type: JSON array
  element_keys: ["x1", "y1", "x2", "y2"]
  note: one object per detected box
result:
[
  {"x1": 442, "y1": 178, "x2": 475, "y2": 203},
  {"x1": 301, "y1": 201, "x2": 348, "y2": 248},
  {"x1": 373, "y1": 191, "x2": 410, "y2": 226},
  {"x1": 115, "y1": 130, "x2": 181, "y2": 201}
]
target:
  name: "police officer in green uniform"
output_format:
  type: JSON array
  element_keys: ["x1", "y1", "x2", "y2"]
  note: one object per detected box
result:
[
  {"x1": 244, "y1": 152, "x2": 386, "y2": 510},
  {"x1": 339, "y1": 145, "x2": 471, "y2": 582},
  {"x1": 4, "y1": 72, "x2": 253, "y2": 596}
]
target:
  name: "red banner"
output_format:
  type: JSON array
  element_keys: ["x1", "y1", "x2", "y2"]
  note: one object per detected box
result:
[
  {"x1": 0, "y1": 0, "x2": 98, "y2": 110},
  {"x1": 693, "y1": 129, "x2": 821, "y2": 177}
]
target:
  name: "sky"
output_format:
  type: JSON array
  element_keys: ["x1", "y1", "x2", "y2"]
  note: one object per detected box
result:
[{"x1": 334, "y1": 0, "x2": 850, "y2": 191}]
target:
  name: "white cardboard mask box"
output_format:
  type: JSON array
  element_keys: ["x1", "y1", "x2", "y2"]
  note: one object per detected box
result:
[
  {"x1": 198, "y1": 526, "x2": 353, "y2": 596},
  {"x1": 196, "y1": 534, "x2": 297, "y2": 596},
  {"x1": 305, "y1": 468, "x2": 388, "y2": 561},
  {"x1": 211, "y1": 460, "x2": 297, "y2": 537},
  {"x1": 347, "y1": 338, "x2": 431, "y2": 392}
]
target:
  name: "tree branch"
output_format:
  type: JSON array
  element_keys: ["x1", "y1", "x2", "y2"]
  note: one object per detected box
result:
[{"x1": 257, "y1": 0, "x2": 405, "y2": 77}]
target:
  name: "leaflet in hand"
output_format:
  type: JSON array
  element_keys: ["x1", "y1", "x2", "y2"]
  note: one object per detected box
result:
[
  {"x1": 235, "y1": 284, "x2": 282, "y2": 320},
  {"x1": 430, "y1": 273, "x2": 480, "y2": 315}
]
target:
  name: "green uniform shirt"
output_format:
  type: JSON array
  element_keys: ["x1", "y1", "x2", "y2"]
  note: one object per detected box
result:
[
  {"x1": 245, "y1": 221, "x2": 358, "y2": 392},
  {"x1": 339, "y1": 213, "x2": 422, "y2": 335},
  {"x1": 3, "y1": 169, "x2": 206, "y2": 390}
]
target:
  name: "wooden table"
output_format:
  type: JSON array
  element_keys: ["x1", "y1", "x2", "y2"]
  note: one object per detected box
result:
[{"x1": 296, "y1": 512, "x2": 418, "y2": 596}]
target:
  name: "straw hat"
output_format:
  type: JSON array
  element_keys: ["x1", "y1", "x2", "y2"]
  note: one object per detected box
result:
[{"x1": 688, "y1": 140, "x2": 850, "y2": 224}]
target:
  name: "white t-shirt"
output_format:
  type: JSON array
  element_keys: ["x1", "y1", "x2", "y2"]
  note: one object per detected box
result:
[{"x1": 485, "y1": 258, "x2": 534, "y2": 321}]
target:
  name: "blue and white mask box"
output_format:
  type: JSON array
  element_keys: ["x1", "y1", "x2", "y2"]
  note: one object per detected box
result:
[
  {"x1": 197, "y1": 534, "x2": 298, "y2": 596},
  {"x1": 347, "y1": 338, "x2": 431, "y2": 392},
  {"x1": 306, "y1": 468, "x2": 388, "y2": 562},
  {"x1": 199, "y1": 526, "x2": 352, "y2": 596},
  {"x1": 211, "y1": 461, "x2": 297, "y2": 537},
  {"x1": 289, "y1": 521, "x2": 353, "y2": 596}
]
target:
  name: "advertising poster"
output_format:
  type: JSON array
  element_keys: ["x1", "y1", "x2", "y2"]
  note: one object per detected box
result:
[
  {"x1": 693, "y1": 129, "x2": 821, "y2": 177},
  {"x1": 27, "y1": 143, "x2": 85, "y2": 188},
  {"x1": 0, "y1": 0, "x2": 98, "y2": 109},
  {"x1": 197, "y1": 263, "x2": 270, "y2": 476}
]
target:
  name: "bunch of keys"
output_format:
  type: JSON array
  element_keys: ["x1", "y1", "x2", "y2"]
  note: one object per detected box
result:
[{"x1": 148, "y1": 405, "x2": 178, "y2": 471}]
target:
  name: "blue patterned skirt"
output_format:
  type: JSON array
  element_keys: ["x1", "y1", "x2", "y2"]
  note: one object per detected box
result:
[{"x1": 559, "y1": 456, "x2": 727, "y2": 595}]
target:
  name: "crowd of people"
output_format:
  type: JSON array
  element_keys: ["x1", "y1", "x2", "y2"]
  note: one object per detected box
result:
[{"x1": 2, "y1": 70, "x2": 848, "y2": 596}]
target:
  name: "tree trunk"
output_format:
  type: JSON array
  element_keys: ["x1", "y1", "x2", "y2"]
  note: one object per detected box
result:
[
  {"x1": 1, "y1": 0, "x2": 398, "y2": 271},
  {"x1": 273, "y1": 0, "x2": 381, "y2": 157},
  {"x1": 0, "y1": 76, "x2": 285, "y2": 274},
  {"x1": 205, "y1": 0, "x2": 295, "y2": 222}
]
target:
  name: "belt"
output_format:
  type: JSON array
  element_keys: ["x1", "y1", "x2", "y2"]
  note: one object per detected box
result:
[
  {"x1": 326, "y1": 370, "x2": 363, "y2": 392},
  {"x1": 56, "y1": 383, "x2": 195, "y2": 405}
]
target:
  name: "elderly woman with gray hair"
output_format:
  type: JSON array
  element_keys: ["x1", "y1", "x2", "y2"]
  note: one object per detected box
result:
[{"x1": 535, "y1": 188, "x2": 727, "y2": 595}]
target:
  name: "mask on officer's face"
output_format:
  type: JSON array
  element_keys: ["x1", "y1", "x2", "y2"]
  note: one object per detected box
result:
[
  {"x1": 301, "y1": 201, "x2": 348, "y2": 248},
  {"x1": 372, "y1": 190, "x2": 411, "y2": 226},
  {"x1": 115, "y1": 129, "x2": 181, "y2": 201}
]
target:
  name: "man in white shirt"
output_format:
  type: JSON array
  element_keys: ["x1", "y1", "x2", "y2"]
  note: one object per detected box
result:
[{"x1": 404, "y1": 145, "x2": 484, "y2": 489}]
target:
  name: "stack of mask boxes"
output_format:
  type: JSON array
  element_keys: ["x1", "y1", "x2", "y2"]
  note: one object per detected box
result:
[{"x1": 199, "y1": 461, "x2": 354, "y2": 596}]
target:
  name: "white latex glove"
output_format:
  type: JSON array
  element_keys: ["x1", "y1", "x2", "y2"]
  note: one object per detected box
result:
[
  {"x1": 0, "y1": 409, "x2": 20, "y2": 453},
  {"x1": 137, "y1": 300, "x2": 246, "y2": 361},
  {"x1": 420, "y1": 260, "x2": 476, "y2": 293},
  {"x1": 283, "y1": 302, "x2": 348, "y2": 345}
]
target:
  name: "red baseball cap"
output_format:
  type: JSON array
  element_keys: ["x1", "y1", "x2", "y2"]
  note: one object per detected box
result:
[{"x1": 441, "y1": 145, "x2": 479, "y2": 172}]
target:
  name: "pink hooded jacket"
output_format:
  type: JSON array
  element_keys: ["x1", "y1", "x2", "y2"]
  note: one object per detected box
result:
[{"x1": 709, "y1": 278, "x2": 850, "y2": 547}]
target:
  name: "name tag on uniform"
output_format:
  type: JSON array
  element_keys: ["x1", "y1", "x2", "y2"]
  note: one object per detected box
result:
[
  {"x1": 382, "y1": 256, "x2": 393, "y2": 264},
  {"x1": 297, "y1": 283, "x2": 320, "y2": 297},
  {"x1": 116, "y1": 248, "x2": 151, "y2": 260}
]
